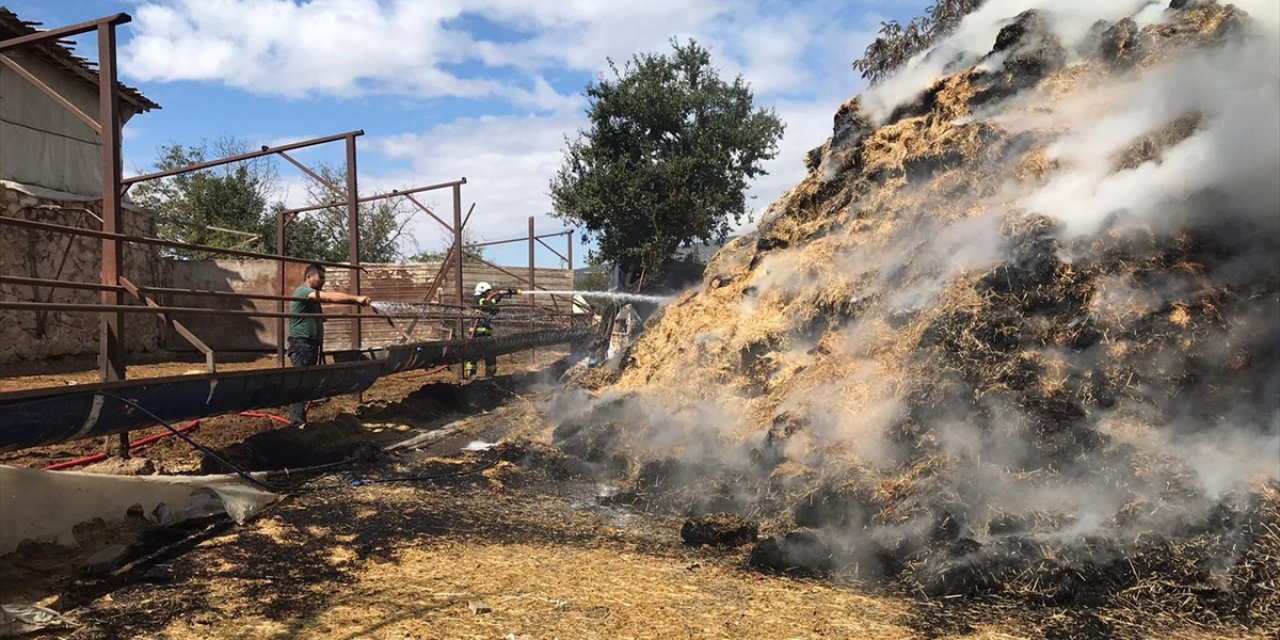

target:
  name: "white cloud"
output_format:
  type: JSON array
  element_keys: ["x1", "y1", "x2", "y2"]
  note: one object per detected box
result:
[
  {"x1": 122, "y1": 0, "x2": 922, "y2": 257},
  {"x1": 367, "y1": 111, "x2": 580, "y2": 254}
]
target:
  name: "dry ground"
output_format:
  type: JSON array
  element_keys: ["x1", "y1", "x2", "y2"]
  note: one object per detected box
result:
[{"x1": 0, "y1": 353, "x2": 1268, "y2": 640}]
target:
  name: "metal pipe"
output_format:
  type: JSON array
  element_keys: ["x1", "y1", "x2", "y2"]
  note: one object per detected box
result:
[
  {"x1": 0, "y1": 13, "x2": 130, "y2": 53},
  {"x1": 528, "y1": 216, "x2": 536, "y2": 365},
  {"x1": 276, "y1": 149, "x2": 344, "y2": 197},
  {"x1": 122, "y1": 130, "x2": 364, "y2": 185},
  {"x1": 276, "y1": 178, "x2": 467, "y2": 217},
  {"x1": 0, "y1": 301, "x2": 474, "y2": 321},
  {"x1": 464, "y1": 230, "x2": 570, "y2": 250},
  {"x1": 97, "y1": 21, "x2": 125, "y2": 388},
  {"x1": 345, "y1": 133, "x2": 362, "y2": 351},
  {"x1": 96, "y1": 20, "x2": 128, "y2": 457},
  {"x1": 0, "y1": 277, "x2": 568, "y2": 314},
  {"x1": 402, "y1": 192, "x2": 454, "y2": 234},
  {"x1": 452, "y1": 183, "x2": 465, "y2": 377},
  {"x1": 119, "y1": 277, "x2": 215, "y2": 373},
  {"x1": 0, "y1": 215, "x2": 363, "y2": 270},
  {"x1": 536, "y1": 236, "x2": 569, "y2": 263},
  {"x1": 0, "y1": 275, "x2": 120, "y2": 293},
  {"x1": 275, "y1": 210, "x2": 287, "y2": 367}
]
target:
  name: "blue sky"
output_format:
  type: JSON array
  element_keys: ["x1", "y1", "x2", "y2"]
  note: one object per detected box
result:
[{"x1": 7, "y1": 0, "x2": 929, "y2": 266}]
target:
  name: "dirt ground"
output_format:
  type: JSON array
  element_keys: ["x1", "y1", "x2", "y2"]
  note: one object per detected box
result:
[{"x1": 0, "y1": 353, "x2": 1268, "y2": 640}]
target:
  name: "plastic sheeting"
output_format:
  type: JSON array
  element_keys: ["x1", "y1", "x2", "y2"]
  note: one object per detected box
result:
[
  {"x1": 0, "y1": 465, "x2": 279, "y2": 555},
  {"x1": 0, "y1": 51, "x2": 124, "y2": 197}
]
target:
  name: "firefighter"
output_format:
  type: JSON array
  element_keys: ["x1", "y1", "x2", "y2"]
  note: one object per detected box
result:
[{"x1": 464, "y1": 282, "x2": 522, "y2": 379}]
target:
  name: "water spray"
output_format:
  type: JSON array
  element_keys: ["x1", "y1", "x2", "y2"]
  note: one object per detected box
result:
[{"x1": 524, "y1": 290, "x2": 674, "y2": 305}]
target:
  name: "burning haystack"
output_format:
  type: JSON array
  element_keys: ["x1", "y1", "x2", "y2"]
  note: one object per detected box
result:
[{"x1": 545, "y1": 0, "x2": 1279, "y2": 634}]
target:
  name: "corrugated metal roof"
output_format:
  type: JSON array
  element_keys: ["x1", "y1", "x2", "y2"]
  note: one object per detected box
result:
[{"x1": 0, "y1": 8, "x2": 160, "y2": 113}]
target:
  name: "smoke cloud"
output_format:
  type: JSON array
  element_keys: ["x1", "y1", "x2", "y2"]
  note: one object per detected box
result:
[{"x1": 543, "y1": 0, "x2": 1280, "y2": 609}]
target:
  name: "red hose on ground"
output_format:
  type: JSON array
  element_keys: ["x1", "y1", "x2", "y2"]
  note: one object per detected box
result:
[
  {"x1": 43, "y1": 419, "x2": 201, "y2": 471},
  {"x1": 238, "y1": 411, "x2": 292, "y2": 425},
  {"x1": 42, "y1": 383, "x2": 438, "y2": 472}
]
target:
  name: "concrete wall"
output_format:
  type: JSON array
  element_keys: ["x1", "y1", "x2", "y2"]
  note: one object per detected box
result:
[{"x1": 0, "y1": 185, "x2": 163, "y2": 362}]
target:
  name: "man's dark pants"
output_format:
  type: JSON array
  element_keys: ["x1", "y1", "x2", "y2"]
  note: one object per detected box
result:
[{"x1": 287, "y1": 337, "x2": 320, "y2": 425}]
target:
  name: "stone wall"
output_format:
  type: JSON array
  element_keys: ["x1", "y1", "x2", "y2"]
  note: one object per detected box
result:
[{"x1": 0, "y1": 185, "x2": 164, "y2": 362}]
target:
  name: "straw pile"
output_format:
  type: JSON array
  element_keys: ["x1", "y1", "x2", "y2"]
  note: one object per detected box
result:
[{"x1": 542, "y1": 1, "x2": 1279, "y2": 633}]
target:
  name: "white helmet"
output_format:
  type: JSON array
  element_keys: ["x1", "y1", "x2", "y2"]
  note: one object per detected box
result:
[{"x1": 474, "y1": 282, "x2": 492, "y2": 297}]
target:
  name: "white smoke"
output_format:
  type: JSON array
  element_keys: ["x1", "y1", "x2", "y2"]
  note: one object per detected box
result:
[
  {"x1": 864, "y1": 0, "x2": 1160, "y2": 123},
  {"x1": 1018, "y1": 34, "x2": 1280, "y2": 236},
  {"x1": 544, "y1": 2, "x2": 1280, "y2": 592}
]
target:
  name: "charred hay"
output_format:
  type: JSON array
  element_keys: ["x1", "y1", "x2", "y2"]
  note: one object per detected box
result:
[{"x1": 540, "y1": 1, "x2": 1279, "y2": 633}]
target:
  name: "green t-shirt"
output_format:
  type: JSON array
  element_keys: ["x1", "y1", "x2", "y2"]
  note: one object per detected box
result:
[{"x1": 288, "y1": 285, "x2": 323, "y2": 343}]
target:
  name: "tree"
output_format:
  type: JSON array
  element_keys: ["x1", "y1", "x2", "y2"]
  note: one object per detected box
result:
[
  {"x1": 407, "y1": 228, "x2": 488, "y2": 264},
  {"x1": 550, "y1": 40, "x2": 783, "y2": 283},
  {"x1": 853, "y1": 0, "x2": 984, "y2": 84},
  {"x1": 290, "y1": 164, "x2": 415, "y2": 263},
  {"x1": 132, "y1": 137, "x2": 277, "y2": 258},
  {"x1": 253, "y1": 164, "x2": 417, "y2": 264}
]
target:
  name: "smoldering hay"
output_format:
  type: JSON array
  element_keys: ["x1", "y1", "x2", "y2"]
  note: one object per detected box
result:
[{"x1": 542, "y1": 0, "x2": 1280, "y2": 630}]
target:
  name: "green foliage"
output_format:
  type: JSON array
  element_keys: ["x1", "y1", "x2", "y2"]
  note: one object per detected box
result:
[
  {"x1": 290, "y1": 164, "x2": 414, "y2": 263},
  {"x1": 853, "y1": 0, "x2": 985, "y2": 84},
  {"x1": 131, "y1": 138, "x2": 276, "y2": 259},
  {"x1": 136, "y1": 139, "x2": 416, "y2": 263},
  {"x1": 550, "y1": 40, "x2": 783, "y2": 278}
]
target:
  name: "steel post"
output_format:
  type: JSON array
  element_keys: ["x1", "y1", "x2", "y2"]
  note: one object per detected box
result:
[
  {"x1": 276, "y1": 211, "x2": 287, "y2": 367},
  {"x1": 528, "y1": 216, "x2": 536, "y2": 365},
  {"x1": 568, "y1": 230, "x2": 574, "y2": 321},
  {"x1": 345, "y1": 134, "x2": 362, "y2": 352},
  {"x1": 96, "y1": 21, "x2": 127, "y2": 456},
  {"x1": 453, "y1": 184, "x2": 465, "y2": 378}
]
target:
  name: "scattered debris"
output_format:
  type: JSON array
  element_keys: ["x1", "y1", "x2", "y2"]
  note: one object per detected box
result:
[
  {"x1": 680, "y1": 513, "x2": 759, "y2": 547},
  {"x1": 83, "y1": 545, "x2": 127, "y2": 575},
  {"x1": 0, "y1": 604, "x2": 77, "y2": 637},
  {"x1": 748, "y1": 531, "x2": 837, "y2": 578}
]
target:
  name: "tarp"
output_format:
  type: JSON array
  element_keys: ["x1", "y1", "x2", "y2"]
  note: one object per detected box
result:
[{"x1": 0, "y1": 465, "x2": 279, "y2": 555}]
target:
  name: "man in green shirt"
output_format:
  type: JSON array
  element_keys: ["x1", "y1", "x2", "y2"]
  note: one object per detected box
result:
[{"x1": 287, "y1": 263, "x2": 372, "y2": 427}]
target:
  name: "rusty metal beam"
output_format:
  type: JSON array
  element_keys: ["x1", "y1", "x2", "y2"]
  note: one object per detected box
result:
[
  {"x1": 398, "y1": 243, "x2": 454, "y2": 342},
  {"x1": 0, "y1": 54, "x2": 100, "y2": 132},
  {"x1": 452, "y1": 183, "x2": 465, "y2": 376},
  {"x1": 0, "y1": 301, "x2": 473, "y2": 322},
  {"x1": 122, "y1": 130, "x2": 363, "y2": 185},
  {"x1": 528, "y1": 216, "x2": 536, "y2": 365},
  {"x1": 0, "y1": 215, "x2": 364, "y2": 270},
  {"x1": 401, "y1": 192, "x2": 453, "y2": 233},
  {"x1": 345, "y1": 133, "x2": 362, "y2": 351},
  {"x1": 277, "y1": 178, "x2": 467, "y2": 217},
  {"x1": 97, "y1": 21, "x2": 125, "y2": 389},
  {"x1": 464, "y1": 230, "x2": 570, "y2": 250},
  {"x1": 275, "y1": 210, "x2": 287, "y2": 367},
  {"x1": 0, "y1": 13, "x2": 129, "y2": 53},
  {"x1": 97, "y1": 20, "x2": 127, "y2": 458},
  {"x1": 471, "y1": 255, "x2": 533, "y2": 289},
  {"x1": 119, "y1": 277, "x2": 216, "y2": 373},
  {"x1": 276, "y1": 149, "x2": 345, "y2": 198},
  {"x1": 0, "y1": 275, "x2": 119, "y2": 293},
  {"x1": 536, "y1": 236, "x2": 568, "y2": 264}
]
